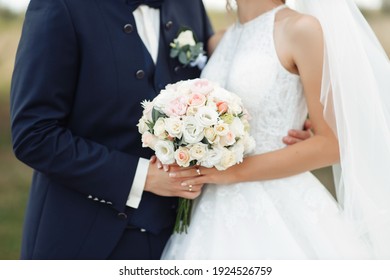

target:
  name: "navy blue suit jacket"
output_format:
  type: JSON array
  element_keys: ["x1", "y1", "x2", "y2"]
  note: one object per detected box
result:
[{"x1": 10, "y1": 0, "x2": 213, "y2": 259}]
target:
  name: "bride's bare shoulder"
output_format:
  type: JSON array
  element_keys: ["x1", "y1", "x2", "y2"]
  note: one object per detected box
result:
[{"x1": 280, "y1": 9, "x2": 323, "y2": 42}]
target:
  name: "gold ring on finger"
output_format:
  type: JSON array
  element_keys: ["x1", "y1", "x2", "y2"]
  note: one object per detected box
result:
[
  {"x1": 188, "y1": 184, "x2": 193, "y2": 192},
  {"x1": 196, "y1": 168, "x2": 201, "y2": 176}
]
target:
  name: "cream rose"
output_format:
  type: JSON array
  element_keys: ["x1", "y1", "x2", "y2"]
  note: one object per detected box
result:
[
  {"x1": 215, "y1": 149, "x2": 237, "y2": 170},
  {"x1": 165, "y1": 117, "x2": 183, "y2": 139},
  {"x1": 153, "y1": 118, "x2": 167, "y2": 139},
  {"x1": 137, "y1": 116, "x2": 149, "y2": 134},
  {"x1": 214, "y1": 122, "x2": 230, "y2": 136},
  {"x1": 204, "y1": 127, "x2": 219, "y2": 144},
  {"x1": 189, "y1": 143, "x2": 208, "y2": 161}
]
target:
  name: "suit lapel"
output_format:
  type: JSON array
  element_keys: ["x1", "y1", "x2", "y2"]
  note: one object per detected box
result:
[{"x1": 154, "y1": 1, "x2": 177, "y2": 93}]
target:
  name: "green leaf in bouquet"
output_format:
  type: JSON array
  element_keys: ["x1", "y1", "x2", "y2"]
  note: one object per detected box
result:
[
  {"x1": 170, "y1": 48, "x2": 180, "y2": 58},
  {"x1": 179, "y1": 51, "x2": 189, "y2": 65},
  {"x1": 146, "y1": 120, "x2": 155, "y2": 134},
  {"x1": 175, "y1": 136, "x2": 187, "y2": 148},
  {"x1": 151, "y1": 107, "x2": 167, "y2": 123}
]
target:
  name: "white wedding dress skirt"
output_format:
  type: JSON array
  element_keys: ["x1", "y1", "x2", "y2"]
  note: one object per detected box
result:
[
  {"x1": 162, "y1": 5, "x2": 372, "y2": 259},
  {"x1": 163, "y1": 172, "x2": 371, "y2": 259}
]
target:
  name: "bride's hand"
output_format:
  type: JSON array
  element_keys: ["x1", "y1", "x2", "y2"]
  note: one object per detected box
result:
[{"x1": 169, "y1": 165, "x2": 235, "y2": 187}]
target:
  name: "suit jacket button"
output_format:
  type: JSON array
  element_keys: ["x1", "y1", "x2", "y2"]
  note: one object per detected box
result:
[
  {"x1": 174, "y1": 66, "x2": 181, "y2": 73},
  {"x1": 136, "y1": 70, "x2": 145, "y2": 79},
  {"x1": 117, "y1": 213, "x2": 127, "y2": 220},
  {"x1": 123, "y1": 24, "x2": 134, "y2": 34},
  {"x1": 165, "y1": 20, "x2": 173, "y2": 30}
]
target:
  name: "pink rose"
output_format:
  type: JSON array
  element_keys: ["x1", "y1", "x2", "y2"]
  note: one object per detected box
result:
[
  {"x1": 142, "y1": 132, "x2": 158, "y2": 149},
  {"x1": 166, "y1": 96, "x2": 188, "y2": 116},
  {"x1": 190, "y1": 79, "x2": 214, "y2": 95},
  {"x1": 188, "y1": 93, "x2": 207, "y2": 107},
  {"x1": 216, "y1": 101, "x2": 229, "y2": 114},
  {"x1": 220, "y1": 131, "x2": 236, "y2": 147},
  {"x1": 174, "y1": 147, "x2": 191, "y2": 167}
]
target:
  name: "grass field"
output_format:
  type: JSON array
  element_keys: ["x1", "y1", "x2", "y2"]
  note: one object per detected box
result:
[{"x1": 0, "y1": 8, "x2": 389, "y2": 260}]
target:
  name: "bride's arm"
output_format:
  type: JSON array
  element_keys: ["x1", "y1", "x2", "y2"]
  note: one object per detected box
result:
[
  {"x1": 207, "y1": 29, "x2": 226, "y2": 55},
  {"x1": 170, "y1": 15, "x2": 339, "y2": 186}
]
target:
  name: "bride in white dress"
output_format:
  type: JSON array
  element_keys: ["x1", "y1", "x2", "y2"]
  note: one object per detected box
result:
[{"x1": 162, "y1": 0, "x2": 390, "y2": 259}]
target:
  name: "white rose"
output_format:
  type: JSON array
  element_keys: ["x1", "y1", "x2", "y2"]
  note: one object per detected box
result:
[
  {"x1": 176, "y1": 80, "x2": 193, "y2": 95},
  {"x1": 230, "y1": 142, "x2": 245, "y2": 164},
  {"x1": 174, "y1": 146, "x2": 192, "y2": 167},
  {"x1": 165, "y1": 117, "x2": 183, "y2": 139},
  {"x1": 242, "y1": 135, "x2": 256, "y2": 154},
  {"x1": 155, "y1": 140, "x2": 175, "y2": 164},
  {"x1": 229, "y1": 103, "x2": 243, "y2": 115},
  {"x1": 215, "y1": 148, "x2": 237, "y2": 170},
  {"x1": 153, "y1": 118, "x2": 167, "y2": 139},
  {"x1": 183, "y1": 116, "x2": 205, "y2": 144},
  {"x1": 175, "y1": 30, "x2": 196, "y2": 47},
  {"x1": 200, "y1": 147, "x2": 223, "y2": 168},
  {"x1": 195, "y1": 107, "x2": 219, "y2": 127},
  {"x1": 137, "y1": 116, "x2": 149, "y2": 134},
  {"x1": 214, "y1": 123, "x2": 230, "y2": 136},
  {"x1": 206, "y1": 97, "x2": 218, "y2": 111},
  {"x1": 229, "y1": 117, "x2": 245, "y2": 137},
  {"x1": 189, "y1": 143, "x2": 208, "y2": 161}
]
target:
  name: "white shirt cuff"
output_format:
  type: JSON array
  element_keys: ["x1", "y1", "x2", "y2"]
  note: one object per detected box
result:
[{"x1": 126, "y1": 157, "x2": 149, "y2": 209}]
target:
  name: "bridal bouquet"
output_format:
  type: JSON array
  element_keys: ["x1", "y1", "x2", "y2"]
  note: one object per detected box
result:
[{"x1": 138, "y1": 78, "x2": 255, "y2": 233}]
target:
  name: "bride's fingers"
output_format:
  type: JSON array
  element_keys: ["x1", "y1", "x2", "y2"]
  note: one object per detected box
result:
[{"x1": 169, "y1": 166, "x2": 205, "y2": 179}]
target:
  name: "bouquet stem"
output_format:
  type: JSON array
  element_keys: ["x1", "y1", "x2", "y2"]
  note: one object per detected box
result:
[{"x1": 173, "y1": 198, "x2": 193, "y2": 234}]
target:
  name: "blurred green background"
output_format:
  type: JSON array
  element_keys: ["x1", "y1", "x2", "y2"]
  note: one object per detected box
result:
[{"x1": 0, "y1": 5, "x2": 389, "y2": 259}]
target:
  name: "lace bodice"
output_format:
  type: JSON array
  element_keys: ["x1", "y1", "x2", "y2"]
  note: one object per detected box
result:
[{"x1": 202, "y1": 5, "x2": 307, "y2": 154}]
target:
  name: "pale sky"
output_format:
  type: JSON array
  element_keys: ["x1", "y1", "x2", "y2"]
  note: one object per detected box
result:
[{"x1": 0, "y1": 0, "x2": 383, "y2": 12}]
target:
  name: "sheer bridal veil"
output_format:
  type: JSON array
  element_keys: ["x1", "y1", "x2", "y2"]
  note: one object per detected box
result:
[{"x1": 291, "y1": 0, "x2": 390, "y2": 258}]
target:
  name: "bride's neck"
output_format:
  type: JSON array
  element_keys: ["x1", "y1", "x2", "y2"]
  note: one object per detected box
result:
[{"x1": 236, "y1": 0, "x2": 284, "y2": 24}]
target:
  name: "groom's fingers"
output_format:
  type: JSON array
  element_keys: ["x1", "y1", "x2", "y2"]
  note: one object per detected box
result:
[
  {"x1": 283, "y1": 129, "x2": 311, "y2": 145},
  {"x1": 179, "y1": 190, "x2": 201, "y2": 200}
]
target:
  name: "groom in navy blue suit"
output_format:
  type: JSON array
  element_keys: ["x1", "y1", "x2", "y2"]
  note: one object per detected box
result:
[{"x1": 10, "y1": 0, "x2": 213, "y2": 259}]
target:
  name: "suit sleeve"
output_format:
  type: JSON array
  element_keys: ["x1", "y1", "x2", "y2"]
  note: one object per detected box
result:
[{"x1": 10, "y1": 0, "x2": 137, "y2": 213}]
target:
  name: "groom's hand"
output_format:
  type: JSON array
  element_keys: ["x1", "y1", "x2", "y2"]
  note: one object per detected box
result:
[
  {"x1": 283, "y1": 119, "x2": 312, "y2": 145},
  {"x1": 144, "y1": 156, "x2": 203, "y2": 200}
]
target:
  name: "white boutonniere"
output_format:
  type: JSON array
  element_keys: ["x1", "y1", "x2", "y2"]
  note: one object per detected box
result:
[{"x1": 170, "y1": 28, "x2": 207, "y2": 70}]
